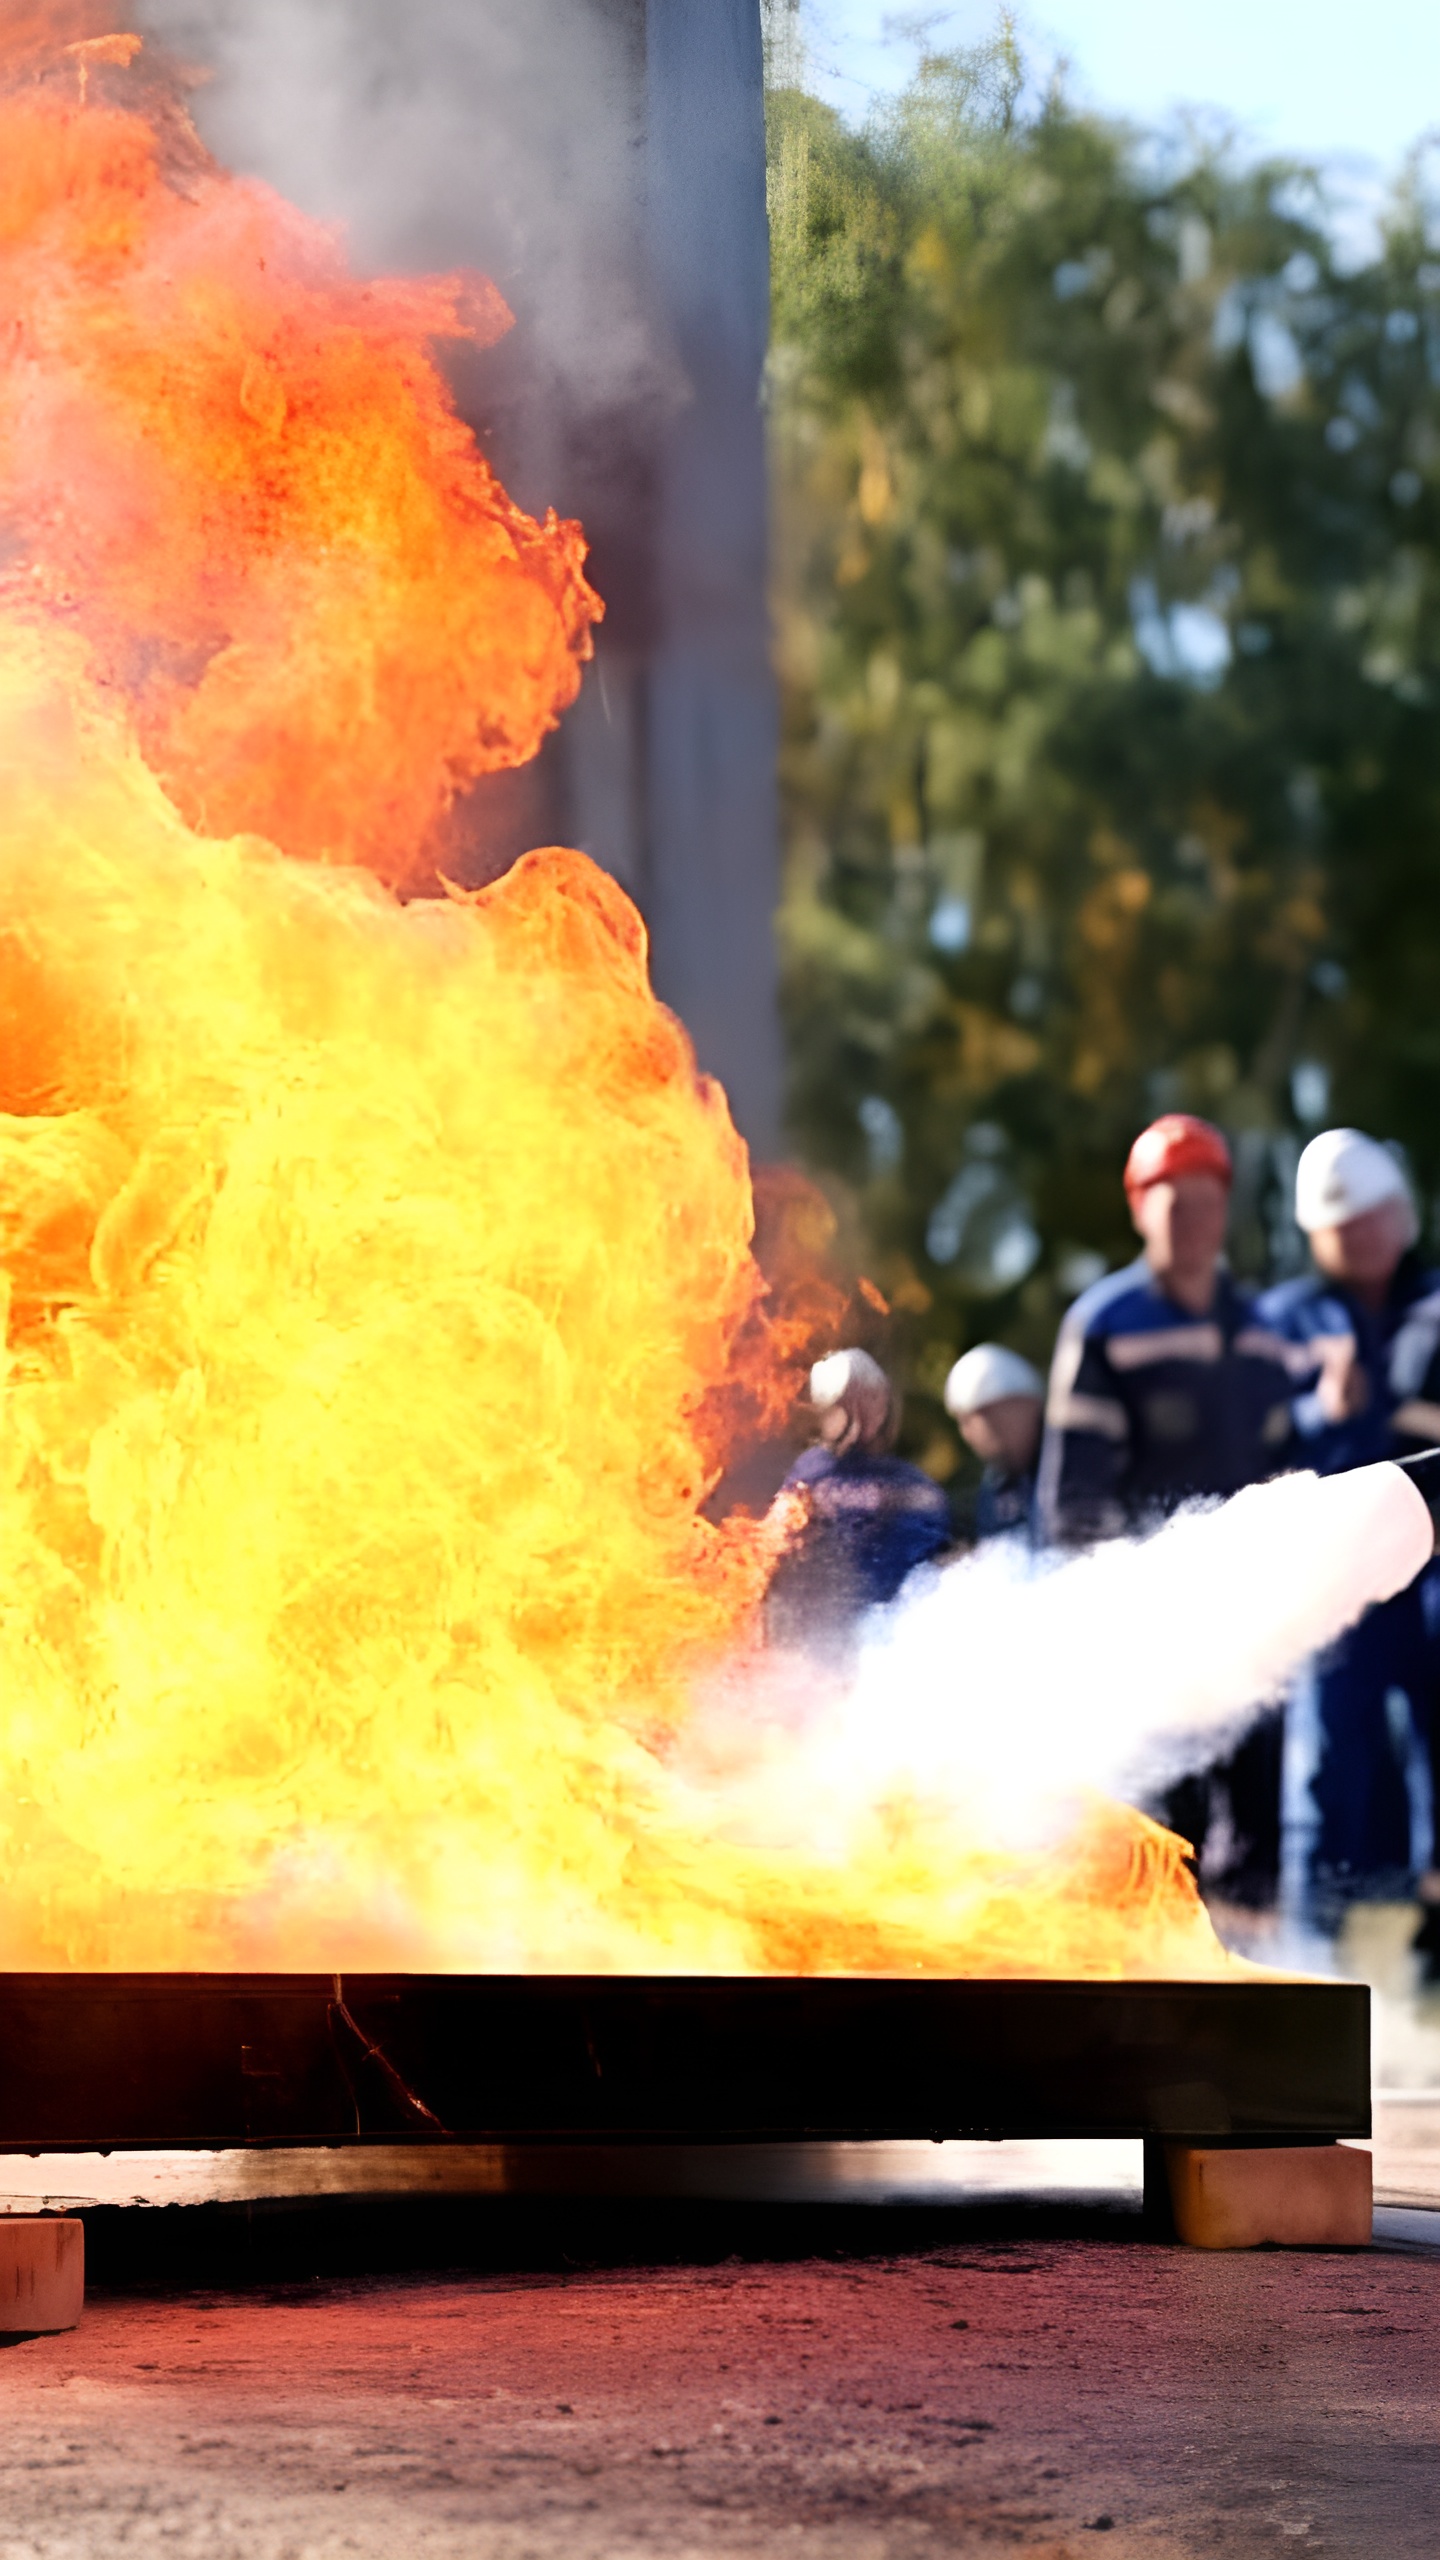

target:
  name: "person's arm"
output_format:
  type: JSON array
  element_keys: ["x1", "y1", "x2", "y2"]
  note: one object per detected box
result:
[
  {"x1": 1035, "y1": 1311, "x2": 1130, "y2": 1546},
  {"x1": 1390, "y1": 1288, "x2": 1440, "y2": 1444},
  {"x1": 1275, "y1": 1325, "x2": 1363, "y2": 1437},
  {"x1": 1249, "y1": 1297, "x2": 1360, "y2": 1439}
]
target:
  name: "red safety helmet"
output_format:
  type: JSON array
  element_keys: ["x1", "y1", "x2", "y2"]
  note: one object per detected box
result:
[{"x1": 1123, "y1": 1112, "x2": 1232, "y2": 1199}]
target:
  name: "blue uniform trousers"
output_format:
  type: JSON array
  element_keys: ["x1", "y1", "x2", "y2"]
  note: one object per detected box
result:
[
  {"x1": 1160, "y1": 1711, "x2": 1284, "y2": 1907},
  {"x1": 1311, "y1": 1584, "x2": 1430, "y2": 1890}
]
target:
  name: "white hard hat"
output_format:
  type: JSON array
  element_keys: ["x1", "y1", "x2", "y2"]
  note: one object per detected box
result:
[
  {"x1": 1294, "y1": 1128, "x2": 1414, "y2": 1235},
  {"x1": 809, "y1": 1347, "x2": 892, "y2": 1453},
  {"x1": 810, "y1": 1346, "x2": 888, "y2": 1405},
  {"x1": 943, "y1": 1343, "x2": 1044, "y2": 1420}
]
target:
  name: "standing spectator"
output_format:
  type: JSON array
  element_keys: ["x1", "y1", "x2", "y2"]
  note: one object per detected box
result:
[
  {"x1": 1037, "y1": 1113, "x2": 1296, "y2": 1899},
  {"x1": 1037, "y1": 1115, "x2": 1295, "y2": 1542},
  {"x1": 764, "y1": 1349, "x2": 952, "y2": 1658},
  {"x1": 944, "y1": 1344, "x2": 1044, "y2": 1543},
  {"x1": 1258, "y1": 1129, "x2": 1440, "y2": 1911}
]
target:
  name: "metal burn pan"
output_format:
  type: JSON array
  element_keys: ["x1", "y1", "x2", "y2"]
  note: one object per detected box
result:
[{"x1": 0, "y1": 1975, "x2": 1368, "y2": 2153}]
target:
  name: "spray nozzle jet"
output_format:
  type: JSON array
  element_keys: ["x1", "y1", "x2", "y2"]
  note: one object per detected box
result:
[
  {"x1": 1395, "y1": 1446, "x2": 1440, "y2": 1547},
  {"x1": 1393, "y1": 1454, "x2": 1440, "y2": 1546}
]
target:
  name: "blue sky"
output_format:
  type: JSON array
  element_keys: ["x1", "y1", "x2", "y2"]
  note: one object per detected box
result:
[{"x1": 801, "y1": 2, "x2": 1440, "y2": 179}]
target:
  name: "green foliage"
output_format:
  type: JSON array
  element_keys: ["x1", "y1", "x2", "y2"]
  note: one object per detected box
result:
[{"x1": 767, "y1": 43, "x2": 1440, "y2": 1473}]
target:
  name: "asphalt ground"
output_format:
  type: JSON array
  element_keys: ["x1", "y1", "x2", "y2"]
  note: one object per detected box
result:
[
  {"x1": 2, "y1": 1909, "x2": 1437, "y2": 2556},
  {"x1": 2, "y1": 2206, "x2": 1438, "y2": 2560}
]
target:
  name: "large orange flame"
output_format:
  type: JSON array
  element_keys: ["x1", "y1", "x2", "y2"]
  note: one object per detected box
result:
[
  {"x1": 0, "y1": 8, "x2": 598, "y2": 878},
  {"x1": 0, "y1": 11, "x2": 1231, "y2": 1976}
]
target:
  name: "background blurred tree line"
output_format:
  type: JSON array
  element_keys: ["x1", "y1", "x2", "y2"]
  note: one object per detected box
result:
[{"x1": 764, "y1": 24, "x2": 1440, "y2": 1480}]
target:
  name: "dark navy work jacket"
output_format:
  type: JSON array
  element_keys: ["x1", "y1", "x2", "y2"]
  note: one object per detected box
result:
[
  {"x1": 765, "y1": 1446, "x2": 953, "y2": 1654},
  {"x1": 1036, "y1": 1257, "x2": 1296, "y2": 1546},
  {"x1": 1256, "y1": 1250, "x2": 1440, "y2": 1474},
  {"x1": 779, "y1": 1445, "x2": 952, "y2": 1603}
]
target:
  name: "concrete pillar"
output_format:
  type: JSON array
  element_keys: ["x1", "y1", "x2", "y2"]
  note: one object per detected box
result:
[
  {"x1": 140, "y1": 0, "x2": 784, "y2": 1152},
  {"x1": 637, "y1": 0, "x2": 783, "y2": 1153}
]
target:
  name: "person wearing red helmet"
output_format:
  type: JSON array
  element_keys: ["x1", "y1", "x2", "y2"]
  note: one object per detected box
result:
[
  {"x1": 1036, "y1": 1113, "x2": 1299, "y2": 1897},
  {"x1": 1037, "y1": 1113, "x2": 1296, "y2": 1547}
]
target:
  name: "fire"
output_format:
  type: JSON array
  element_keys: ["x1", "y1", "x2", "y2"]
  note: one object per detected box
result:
[
  {"x1": 0, "y1": 7, "x2": 595, "y2": 880},
  {"x1": 0, "y1": 11, "x2": 1232, "y2": 1977}
]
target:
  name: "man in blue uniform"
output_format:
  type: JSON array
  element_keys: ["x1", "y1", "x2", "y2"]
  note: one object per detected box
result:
[
  {"x1": 1037, "y1": 1114, "x2": 1296, "y2": 1543},
  {"x1": 765, "y1": 1348, "x2": 953, "y2": 1658},
  {"x1": 1257, "y1": 1127, "x2": 1440, "y2": 1910},
  {"x1": 943, "y1": 1344, "x2": 1044, "y2": 1544},
  {"x1": 1037, "y1": 1113, "x2": 1297, "y2": 1897}
]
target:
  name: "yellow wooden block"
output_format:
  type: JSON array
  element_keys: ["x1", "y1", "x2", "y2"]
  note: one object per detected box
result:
[
  {"x1": 1166, "y1": 2143, "x2": 1371, "y2": 2249},
  {"x1": 0, "y1": 2216, "x2": 84, "y2": 2332}
]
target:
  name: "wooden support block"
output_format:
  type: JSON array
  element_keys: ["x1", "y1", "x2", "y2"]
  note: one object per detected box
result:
[
  {"x1": 0, "y1": 2216, "x2": 84, "y2": 2333},
  {"x1": 1165, "y1": 2143, "x2": 1371, "y2": 2250}
]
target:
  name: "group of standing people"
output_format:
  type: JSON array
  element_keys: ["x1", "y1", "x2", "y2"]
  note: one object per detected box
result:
[{"x1": 769, "y1": 1112, "x2": 1440, "y2": 1945}]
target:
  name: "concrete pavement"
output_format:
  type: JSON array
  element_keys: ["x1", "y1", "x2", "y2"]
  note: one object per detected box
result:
[
  {"x1": 3, "y1": 1905, "x2": 1439, "y2": 2554},
  {"x1": 1, "y1": 2216, "x2": 1437, "y2": 2559}
]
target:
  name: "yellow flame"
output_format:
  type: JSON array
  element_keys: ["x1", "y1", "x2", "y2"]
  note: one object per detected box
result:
[
  {"x1": 0, "y1": 9, "x2": 1236, "y2": 1977},
  {"x1": 0, "y1": 623, "x2": 1227, "y2": 1978}
]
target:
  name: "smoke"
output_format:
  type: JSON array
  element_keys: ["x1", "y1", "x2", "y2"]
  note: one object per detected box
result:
[
  {"x1": 680, "y1": 1462, "x2": 1435, "y2": 1862},
  {"x1": 136, "y1": 0, "x2": 682, "y2": 515}
]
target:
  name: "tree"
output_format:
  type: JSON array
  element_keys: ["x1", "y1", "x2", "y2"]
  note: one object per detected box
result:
[{"x1": 767, "y1": 40, "x2": 1440, "y2": 1478}]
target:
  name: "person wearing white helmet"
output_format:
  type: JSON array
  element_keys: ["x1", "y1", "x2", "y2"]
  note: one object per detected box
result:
[
  {"x1": 1037, "y1": 1113, "x2": 1297, "y2": 1905},
  {"x1": 1257, "y1": 1128, "x2": 1440, "y2": 1918},
  {"x1": 764, "y1": 1347, "x2": 953, "y2": 1656},
  {"x1": 943, "y1": 1343, "x2": 1044, "y2": 1542}
]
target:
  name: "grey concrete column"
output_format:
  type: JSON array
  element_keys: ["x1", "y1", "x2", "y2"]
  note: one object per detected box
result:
[{"x1": 638, "y1": 0, "x2": 784, "y2": 1154}]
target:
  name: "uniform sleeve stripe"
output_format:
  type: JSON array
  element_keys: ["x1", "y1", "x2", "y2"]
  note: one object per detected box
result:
[
  {"x1": 810, "y1": 1480, "x2": 949, "y2": 1515},
  {"x1": 1047, "y1": 1390, "x2": 1130, "y2": 1441},
  {"x1": 1045, "y1": 1328, "x2": 1084, "y2": 1406},
  {"x1": 1233, "y1": 1327, "x2": 1323, "y2": 1377},
  {"x1": 1393, "y1": 1398, "x2": 1440, "y2": 1443},
  {"x1": 1106, "y1": 1323, "x2": 1222, "y2": 1370}
]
